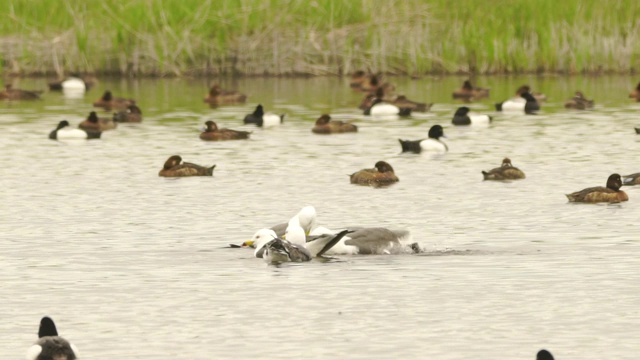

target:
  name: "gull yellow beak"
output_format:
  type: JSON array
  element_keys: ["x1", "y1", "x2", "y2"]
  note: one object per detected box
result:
[{"x1": 241, "y1": 240, "x2": 255, "y2": 248}]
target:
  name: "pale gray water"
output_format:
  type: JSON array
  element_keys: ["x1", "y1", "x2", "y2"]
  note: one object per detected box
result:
[{"x1": 1, "y1": 76, "x2": 640, "y2": 360}]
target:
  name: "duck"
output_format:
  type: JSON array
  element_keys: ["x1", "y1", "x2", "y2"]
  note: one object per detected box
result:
[
  {"x1": 349, "y1": 70, "x2": 371, "y2": 89},
  {"x1": 93, "y1": 90, "x2": 135, "y2": 111},
  {"x1": 350, "y1": 161, "x2": 399, "y2": 187},
  {"x1": 243, "y1": 104, "x2": 284, "y2": 127},
  {"x1": 26, "y1": 316, "x2": 78, "y2": 360},
  {"x1": 622, "y1": 172, "x2": 640, "y2": 186},
  {"x1": 451, "y1": 106, "x2": 492, "y2": 126},
  {"x1": 363, "y1": 97, "x2": 412, "y2": 116},
  {"x1": 204, "y1": 85, "x2": 247, "y2": 105},
  {"x1": 311, "y1": 114, "x2": 357, "y2": 134},
  {"x1": 515, "y1": 85, "x2": 546, "y2": 102},
  {"x1": 200, "y1": 120, "x2": 251, "y2": 141},
  {"x1": 629, "y1": 81, "x2": 640, "y2": 101},
  {"x1": 158, "y1": 155, "x2": 215, "y2": 177},
  {"x1": 452, "y1": 80, "x2": 490, "y2": 100},
  {"x1": 79, "y1": 111, "x2": 117, "y2": 131},
  {"x1": 359, "y1": 88, "x2": 431, "y2": 113},
  {"x1": 536, "y1": 349, "x2": 555, "y2": 360},
  {"x1": 565, "y1": 173, "x2": 628, "y2": 203},
  {"x1": 0, "y1": 84, "x2": 42, "y2": 100},
  {"x1": 481, "y1": 158, "x2": 526, "y2": 180},
  {"x1": 399, "y1": 124, "x2": 448, "y2": 154},
  {"x1": 349, "y1": 71, "x2": 395, "y2": 94},
  {"x1": 635, "y1": 127, "x2": 640, "y2": 134},
  {"x1": 48, "y1": 74, "x2": 96, "y2": 92},
  {"x1": 113, "y1": 104, "x2": 143, "y2": 123},
  {"x1": 49, "y1": 120, "x2": 101, "y2": 140},
  {"x1": 495, "y1": 91, "x2": 539, "y2": 114},
  {"x1": 564, "y1": 91, "x2": 594, "y2": 109}
]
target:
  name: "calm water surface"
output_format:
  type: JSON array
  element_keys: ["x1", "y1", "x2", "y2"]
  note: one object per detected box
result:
[{"x1": 1, "y1": 76, "x2": 639, "y2": 360}]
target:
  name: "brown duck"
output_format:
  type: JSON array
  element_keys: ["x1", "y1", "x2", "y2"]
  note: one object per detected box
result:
[
  {"x1": 565, "y1": 174, "x2": 628, "y2": 203},
  {"x1": 93, "y1": 90, "x2": 135, "y2": 111},
  {"x1": 79, "y1": 111, "x2": 117, "y2": 131},
  {"x1": 0, "y1": 84, "x2": 42, "y2": 100},
  {"x1": 158, "y1": 155, "x2": 215, "y2": 177},
  {"x1": 113, "y1": 104, "x2": 143, "y2": 123},
  {"x1": 452, "y1": 80, "x2": 490, "y2": 100},
  {"x1": 350, "y1": 161, "x2": 399, "y2": 187},
  {"x1": 629, "y1": 81, "x2": 640, "y2": 101},
  {"x1": 204, "y1": 85, "x2": 247, "y2": 105},
  {"x1": 482, "y1": 158, "x2": 526, "y2": 180},
  {"x1": 564, "y1": 91, "x2": 594, "y2": 109},
  {"x1": 200, "y1": 120, "x2": 251, "y2": 141},
  {"x1": 311, "y1": 114, "x2": 357, "y2": 134}
]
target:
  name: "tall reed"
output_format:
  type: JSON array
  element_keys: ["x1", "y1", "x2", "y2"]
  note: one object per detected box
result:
[{"x1": 1, "y1": 0, "x2": 638, "y2": 76}]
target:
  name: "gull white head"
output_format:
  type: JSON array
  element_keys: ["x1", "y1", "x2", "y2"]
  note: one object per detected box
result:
[{"x1": 244, "y1": 228, "x2": 278, "y2": 257}]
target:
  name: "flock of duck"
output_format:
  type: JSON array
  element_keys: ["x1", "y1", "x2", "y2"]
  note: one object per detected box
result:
[{"x1": 27, "y1": 315, "x2": 557, "y2": 360}]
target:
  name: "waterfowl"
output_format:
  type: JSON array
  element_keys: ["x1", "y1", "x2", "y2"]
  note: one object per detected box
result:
[
  {"x1": 308, "y1": 226, "x2": 413, "y2": 255},
  {"x1": 49, "y1": 120, "x2": 101, "y2": 140},
  {"x1": 635, "y1": 127, "x2": 640, "y2": 134},
  {"x1": 350, "y1": 161, "x2": 399, "y2": 187},
  {"x1": 537, "y1": 349, "x2": 555, "y2": 360},
  {"x1": 452, "y1": 80, "x2": 490, "y2": 100},
  {"x1": 359, "y1": 88, "x2": 431, "y2": 113},
  {"x1": 564, "y1": 91, "x2": 594, "y2": 109},
  {"x1": 516, "y1": 85, "x2": 546, "y2": 102},
  {"x1": 399, "y1": 124, "x2": 448, "y2": 154},
  {"x1": 243, "y1": 104, "x2": 284, "y2": 127},
  {"x1": 495, "y1": 91, "x2": 539, "y2": 114},
  {"x1": 481, "y1": 158, "x2": 525, "y2": 180},
  {"x1": 26, "y1": 316, "x2": 78, "y2": 360},
  {"x1": 113, "y1": 104, "x2": 143, "y2": 123},
  {"x1": 363, "y1": 98, "x2": 412, "y2": 116},
  {"x1": 48, "y1": 74, "x2": 96, "y2": 91},
  {"x1": 268, "y1": 206, "x2": 319, "y2": 238},
  {"x1": 451, "y1": 106, "x2": 492, "y2": 126},
  {"x1": 204, "y1": 85, "x2": 247, "y2": 105},
  {"x1": 262, "y1": 229, "x2": 349, "y2": 265},
  {"x1": 158, "y1": 155, "x2": 215, "y2": 177},
  {"x1": 622, "y1": 172, "x2": 640, "y2": 185},
  {"x1": 0, "y1": 84, "x2": 41, "y2": 100},
  {"x1": 79, "y1": 111, "x2": 116, "y2": 131},
  {"x1": 200, "y1": 120, "x2": 251, "y2": 141},
  {"x1": 349, "y1": 70, "x2": 370, "y2": 89},
  {"x1": 350, "y1": 71, "x2": 395, "y2": 94},
  {"x1": 629, "y1": 81, "x2": 640, "y2": 101},
  {"x1": 565, "y1": 173, "x2": 628, "y2": 203},
  {"x1": 311, "y1": 114, "x2": 357, "y2": 134},
  {"x1": 93, "y1": 90, "x2": 135, "y2": 111}
]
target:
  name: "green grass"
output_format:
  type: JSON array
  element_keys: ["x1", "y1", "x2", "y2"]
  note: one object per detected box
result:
[{"x1": 1, "y1": 0, "x2": 639, "y2": 76}]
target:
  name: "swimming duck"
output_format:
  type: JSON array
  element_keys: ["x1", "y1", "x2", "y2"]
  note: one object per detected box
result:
[
  {"x1": 564, "y1": 91, "x2": 594, "y2": 109},
  {"x1": 113, "y1": 104, "x2": 143, "y2": 123},
  {"x1": 481, "y1": 158, "x2": 526, "y2": 180},
  {"x1": 200, "y1": 120, "x2": 251, "y2": 141},
  {"x1": 399, "y1": 124, "x2": 448, "y2": 154},
  {"x1": 359, "y1": 88, "x2": 431, "y2": 113},
  {"x1": 204, "y1": 85, "x2": 247, "y2": 105},
  {"x1": 495, "y1": 91, "x2": 539, "y2": 114},
  {"x1": 452, "y1": 106, "x2": 492, "y2": 126},
  {"x1": 349, "y1": 71, "x2": 395, "y2": 94},
  {"x1": 48, "y1": 74, "x2": 96, "y2": 91},
  {"x1": 26, "y1": 316, "x2": 78, "y2": 360},
  {"x1": 311, "y1": 114, "x2": 357, "y2": 134},
  {"x1": 515, "y1": 85, "x2": 546, "y2": 102},
  {"x1": 622, "y1": 172, "x2": 640, "y2": 186},
  {"x1": 158, "y1": 155, "x2": 215, "y2": 177},
  {"x1": 243, "y1": 104, "x2": 284, "y2": 127},
  {"x1": 565, "y1": 173, "x2": 628, "y2": 203},
  {"x1": 79, "y1": 111, "x2": 116, "y2": 131},
  {"x1": 49, "y1": 120, "x2": 101, "y2": 140},
  {"x1": 536, "y1": 349, "x2": 555, "y2": 360},
  {"x1": 93, "y1": 90, "x2": 135, "y2": 111},
  {"x1": 0, "y1": 84, "x2": 42, "y2": 100},
  {"x1": 350, "y1": 161, "x2": 399, "y2": 187},
  {"x1": 363, "y1": 97, "x2": 412, "y2": 116},
  {"x1": 452, "y1": 80, "x2": 490, "y2": 100},
  {"x1": 629, "y1": 81, "x2": 640, "y2": 101},
  {"x1": 635, "y1": 127, "x2": 640, "y2": 134}
]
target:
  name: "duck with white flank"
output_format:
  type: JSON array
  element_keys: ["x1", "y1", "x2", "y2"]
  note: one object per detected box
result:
[
  {"x1": 26, "y1": 316, "x2": 78, "y2": 360},
  {"x1": 49, "y1": 120, "x2": 101, "y2": 141},
  {"x1": 363, "y1": 97, "x2": 412, "y2": 116},
  {"x1": 495, "y1": 91, "x2": 540, "y2": 114},
  {"x1": 243, "y1": 104, "x2": 284, "y2": 128},
  {"x1": 452, "y1": 106, "x2": 492, "y2": 126},
  {"x1": 399, "y1": 125, "x2": 448, "y2": 154}
]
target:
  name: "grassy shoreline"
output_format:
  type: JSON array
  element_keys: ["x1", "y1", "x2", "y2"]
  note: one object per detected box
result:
[{"x1": 2, "y1": 0, "x2": 639, "y2": 77}]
